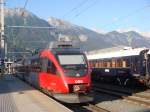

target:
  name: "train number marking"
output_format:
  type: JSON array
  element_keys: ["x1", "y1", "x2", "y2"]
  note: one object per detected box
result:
[
  {"x1": 51, "y1": 83, "x2": 56, "y2": 85},
  {"x1": 75, "y1": 80, "x2": 83, "y2": 83}
]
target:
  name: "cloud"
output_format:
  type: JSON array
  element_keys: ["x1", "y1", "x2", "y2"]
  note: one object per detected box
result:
[
  {"x1": 91, "y1": 28, "x2": 107, "y2": 34},
  {"x1": 117, "y1": 27, "x2": 150, "y2": 38},
  {"x1": 91, "y1": 27, "x2": 150, "y2": 38},
  {"x1": 116, "y1": 27, "x2": 140, "y2": 33},
  {"x1": 79, "y1": 34, "x2": 88, "y2": 42},
  {"x1": 140, "y1": 32, "x2": 150, "y2": 38}
]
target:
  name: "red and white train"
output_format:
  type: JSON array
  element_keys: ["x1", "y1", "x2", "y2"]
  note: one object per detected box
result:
[{"x1": 15, "y1": 41, "x2": 93, "y2": 103}]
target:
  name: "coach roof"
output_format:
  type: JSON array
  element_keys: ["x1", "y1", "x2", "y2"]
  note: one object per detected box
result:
[{"x1": 87, "y1": 47, "x2": 148, "y2": 60}]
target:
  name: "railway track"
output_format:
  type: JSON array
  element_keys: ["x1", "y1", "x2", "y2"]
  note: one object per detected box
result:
[
  {"x1": 93, "y1": 84, "x2": 132, "y2": 95},
  {"x1": 87, "y1": 103, "x2": 111, "y2": 112},
  {"x1": 64, "y1": 103, "x2": 111, "y2": 112},
  {"x1": 93, "y1": 85, "x2": 150, "y2": 107}
]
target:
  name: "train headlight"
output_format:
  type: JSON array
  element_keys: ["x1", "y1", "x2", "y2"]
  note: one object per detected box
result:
[
  {"x1": 73, "y1": 84, "x2": 87, "y2": 92},
  {"x1": 73, "y1": 85, "x2": 80, "y2": 92}
]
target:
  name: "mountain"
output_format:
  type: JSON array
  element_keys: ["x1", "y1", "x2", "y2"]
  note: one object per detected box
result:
[
  {"x1": 5, "y1": 8, "x2": 113, "y2": 55},
  {"x1": 123, "y1": 31, "x2": 150, "y2": 47},
  {"x1": 102, "y1": 31, "x2": 150, "y2": 48},
  {"x1": 104, "y1": 31, "x2": 129, "y2": 46},
  {"x1": 3, "y1": 8, "x2": 150, "y2": 58},
  {"x1": 47, "y1": 17, "x2": 150, "y2": 50},
  {"x1": 47, "y1": 17, "x2": 114, "y2": 51},
  {"x1": 5, "y1": 8, "x2": 54, "y2": 54}
]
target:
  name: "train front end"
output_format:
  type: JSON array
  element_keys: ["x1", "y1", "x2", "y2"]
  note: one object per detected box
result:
[
  {"x1": 55, "y1": 51, "x2": 93, "y2": 103},
  {"x1": 49, "y1": 41, "x2": 93, "y2": 103}
]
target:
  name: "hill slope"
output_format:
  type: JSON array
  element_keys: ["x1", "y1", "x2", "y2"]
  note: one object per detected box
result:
[
  {"x1": 4, "y1": 8, "x2": 150, "y2": 56},
  {"x1": 5, "y1": 8, "x2": 54, "y2": 53}
]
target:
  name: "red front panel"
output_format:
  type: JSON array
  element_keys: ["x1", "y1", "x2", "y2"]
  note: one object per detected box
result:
[
  {"x1": 39, "y1": 72, "x2": 68, "y2": 93},
  {"x1": 39, "y1": 50, "x2": 69, "y2": 93},
  {"x1": 38, "y1": 49, "x2": 91, "y2": 94}
]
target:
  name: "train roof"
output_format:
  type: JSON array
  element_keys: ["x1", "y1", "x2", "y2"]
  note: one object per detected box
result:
[
  {"x1": 87, "y1": 46, "x2": 127, "y2": 54},
  {"x1": 47, "y1": 41, "x2": 83, "y2": 54},
  {"x1": 87, "y1": 47, "x2": 148, "y2": 60},
  {"x1": 147, "y1": 49, "x2": 150, "y2": 54},
  {"x1": 47, "y1": 41, "x2": 79, "y2": 49}
]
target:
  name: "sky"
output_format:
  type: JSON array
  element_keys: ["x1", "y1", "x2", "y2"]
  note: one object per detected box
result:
[{"x1": 6, "y1": 0, "x2": 150, "y2": 32}]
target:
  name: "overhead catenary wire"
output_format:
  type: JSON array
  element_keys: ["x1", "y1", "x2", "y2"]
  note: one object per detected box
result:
[
  {"x1": 23, "y1": 0, "x2": 28, "y2": 9},
  {"x1": 62, "y1": 0, "x2": 90, "y2": 19},
  {"x1": 21, "y1": 0, "x2": 29, "y2": 16},
  {"x1": 71, "y1": 0, "x2": 99, "y2": 19},
  {"x1": 62, "y1": 0, "x2": 93, "y2": 42},
  {"x1": 102, "y1": 4, "x2": 150, "y2": 29},
  {"x1": 7, "y1": 25, "x2": 57, "y2": 29},
  {"x1": 63, "y1": 0, "x2": 99, "y2": 44}
]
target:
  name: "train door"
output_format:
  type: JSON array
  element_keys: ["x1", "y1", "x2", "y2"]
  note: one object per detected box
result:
[
  {"x1": 29, "y1": 58, "x2": 40, "y2": 87},
  {"x1": 45, "y1": 59, "x2": 64, "y2": 93},
  {"x1": 147, "y1": 53, "x2": 150, "y2": 76},
  {"x1": 139, "y1": 51, "x2": 148, "y2": 76},
  {"x1": 131, "y1": 56, "x2": 140, "y2": 75}
]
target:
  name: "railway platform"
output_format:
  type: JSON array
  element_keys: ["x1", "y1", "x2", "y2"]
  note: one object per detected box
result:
[{"x1": 0, "y1": 75, "x2": 72, "y2": 112}]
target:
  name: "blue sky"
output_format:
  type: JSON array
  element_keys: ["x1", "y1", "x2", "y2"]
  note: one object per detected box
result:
[{"x1": 6, "y1": 0, "x2": 150, "y2": 32}]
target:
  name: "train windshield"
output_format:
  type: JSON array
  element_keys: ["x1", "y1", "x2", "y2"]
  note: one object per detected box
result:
[
  {"x1": 57, "y1": 54, "x2": 87, "y2": 77},
  {"x1": 58, "y1": 54, "x2": 85, "y2": 65}
]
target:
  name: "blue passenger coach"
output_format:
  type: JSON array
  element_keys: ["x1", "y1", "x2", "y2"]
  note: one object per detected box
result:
[{"x1": 87, "y1": 48, "x2": 150, "y2": 87}]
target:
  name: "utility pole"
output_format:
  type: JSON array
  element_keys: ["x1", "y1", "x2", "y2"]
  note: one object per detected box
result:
[
  {"x1": 0, "y1": 0, "x2": 5, "y2": 75},
  {"x1": 0, "y1": 0, "x2": 5, "y2": 59}
]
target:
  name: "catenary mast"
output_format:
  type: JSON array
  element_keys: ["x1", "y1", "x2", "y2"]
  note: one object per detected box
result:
[{"x1": 0, "y1": 0, "x2": 5, "y2": 59}]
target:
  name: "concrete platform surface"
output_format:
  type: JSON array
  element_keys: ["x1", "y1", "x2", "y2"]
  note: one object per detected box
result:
[{"x1": 0, "y1": 75, "x2": 72, "y2": 112}]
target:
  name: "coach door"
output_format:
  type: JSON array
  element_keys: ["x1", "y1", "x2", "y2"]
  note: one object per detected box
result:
[
  {"x1": 147, "y1": 53, "x2": 150, "y2": 76},
  {"x1": 140, "y1": 50, "x2": 149, "y2": 76}
]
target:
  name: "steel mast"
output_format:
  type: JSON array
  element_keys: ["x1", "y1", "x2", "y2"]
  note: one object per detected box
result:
[{"x1": 0, "y1": 0, "x2": 5, "y2": 59}]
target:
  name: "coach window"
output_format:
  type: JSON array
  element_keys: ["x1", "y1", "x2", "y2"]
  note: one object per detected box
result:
[
  {"x1": 122, "y1": 59, "x2": 126, "y2": 68},
  {"x1": 104, "y1": 61, "x2": 107, "y2": 67},
  {"x1": 91, "y1": 61, "x2": 94, "y2": 68},
  {"x1": 107, "y1": 60, "x2": 111, "y2": 68},
  {"x1": 97, "y1": 60, "x2": 100, "y2": 68},
  {"x1": 112, "y1": 59, "x2": 116, "y2": 68},
  {"x1": 118, "y1": 59, "x2": 122, "y2": 67},
  {"x1": 99, "y1": 60, "x2": 102, "y2": 68},
  {"x1": 101, "y1": 61, "x2": 103, "y2": 67},
  {"x1": 125, "y1": 58, "x2": 130, "y2": 67},
  {"x1": 95, "y1": 60, "x2": 99, "y2": 68},
  {"x1": 94, "y1": 60, "x2": 96, "y2": 68}
]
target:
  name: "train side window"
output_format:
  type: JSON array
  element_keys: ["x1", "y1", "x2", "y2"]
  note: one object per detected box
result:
[
  {"x1": 41, "y1": 58, "x2": 48, "y2": 72},
  {"x1": 52, "y1": 63, "x2": 56, "y2": 73},
  {"x1": 47, "y1": 61, "x2": 56, "y2": 74},
  {"x1": 31, "y1": 59, "x2": 40, "y2": 72}
]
